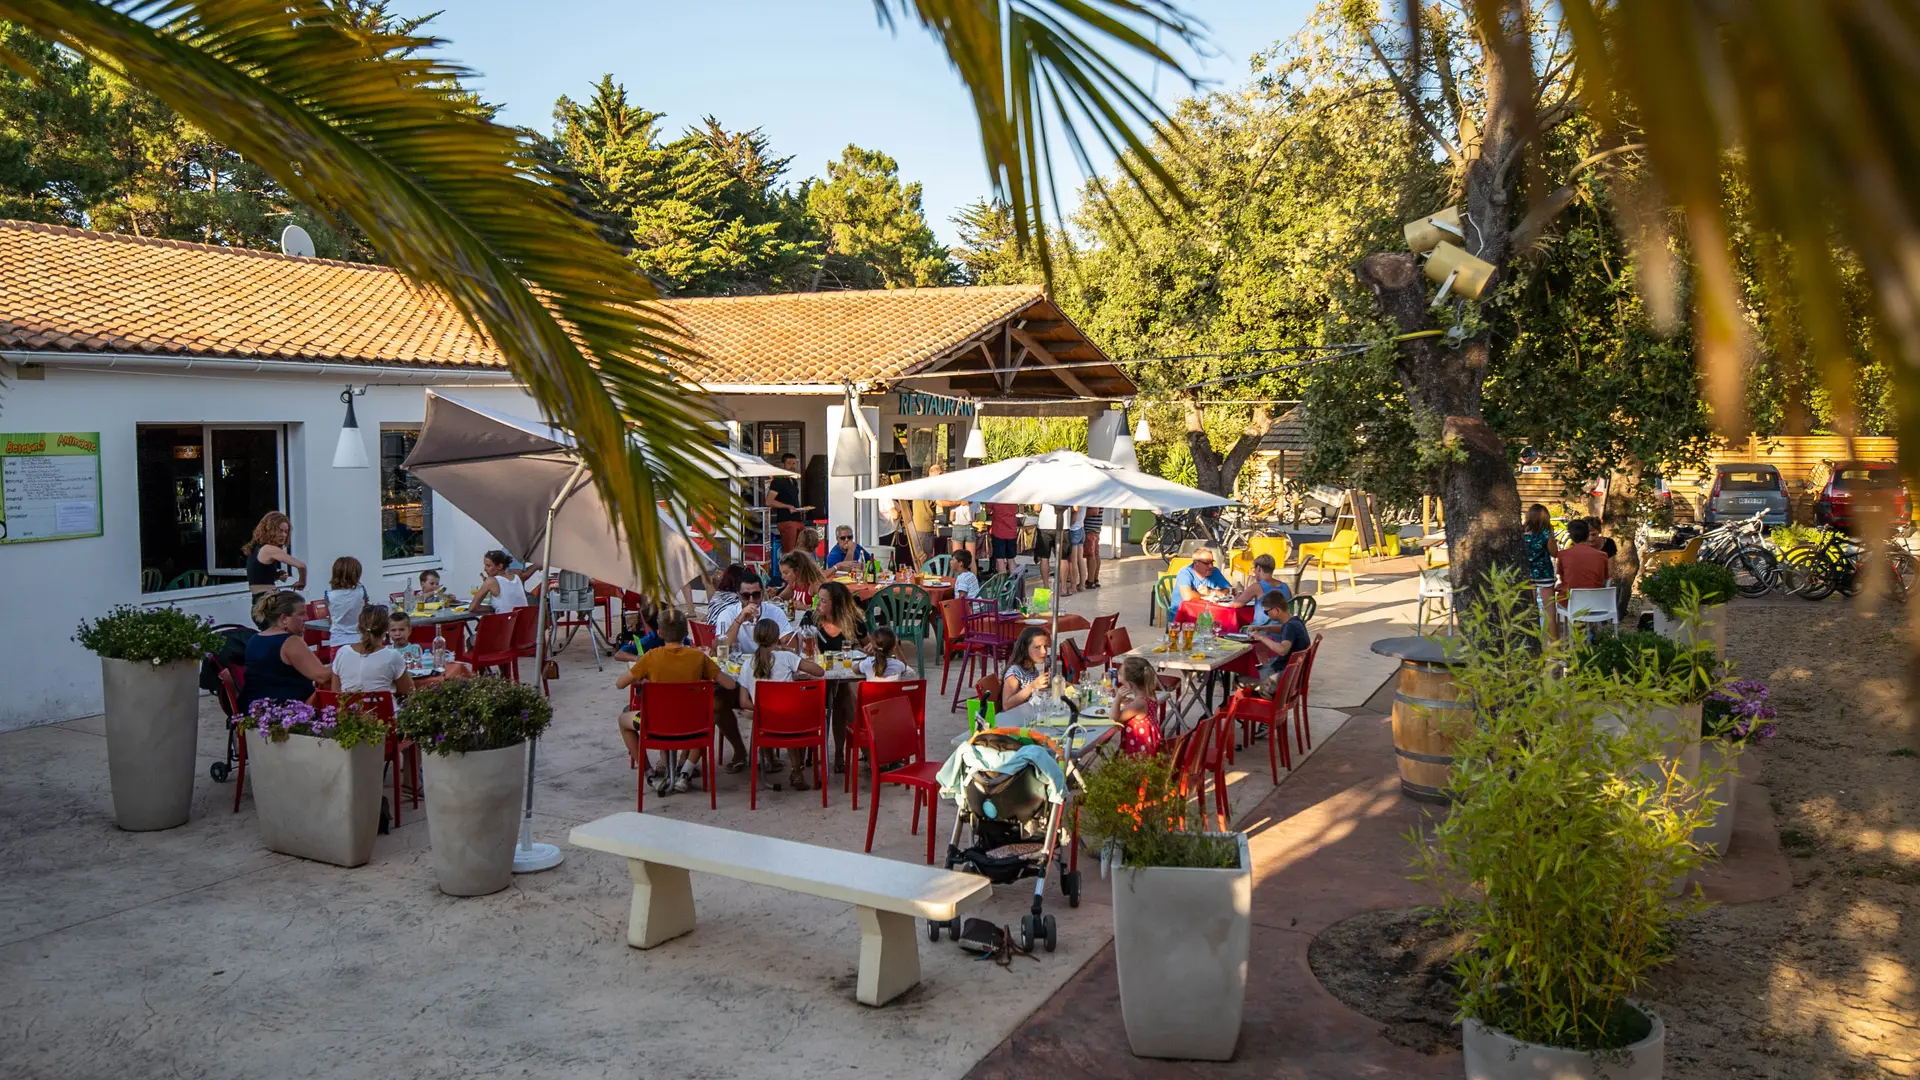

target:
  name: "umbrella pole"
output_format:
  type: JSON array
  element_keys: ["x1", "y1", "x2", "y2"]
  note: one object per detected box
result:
[
  {"x1": 1048, "y1": 508, "x2": 1065, "y2": 692},
  {"x1": 514, "y1": 464, "x2": 580, "y2": 875}
]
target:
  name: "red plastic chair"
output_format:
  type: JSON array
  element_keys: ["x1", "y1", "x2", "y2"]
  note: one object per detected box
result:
[
  {"x1": 463, "y1": 613, "x2": 517, "y2": 679},
  {"x1": 1164, "y1": 726, "x2": 1207, "y2": 830},
  {"x1": 936, "y1": 598, "x2": 970, "y2": 695},
  {"x1": 859, "y1": 697, "x2": 944, "y2": 864},
  {"x1": 1106, "y1": 626, "x2": 1134, "y2": 667},
  {"x1": 949, "y1": 599, "x2": 1015, "y2": 711},
  {"x1": 1059, "y1": 639, "x2": 1087, "y2": 684},
  {"x1": 317, "y1": 689, "x2": 418, "y2": 825},
  {"x1": 848, "y1": 679, "x2": 928, "y2": 806},
  {"x1": 220, "y1": 668, "x2": 251, "y2": 813},
  {"x1": 749, "y1": 679, "x2": 828, "y2": 809},
  {"x1": 634, "y1": 680, "x2": 718, "y2": 811},
  {"x1": 301, "y1": 603, "x2": 335, "y2": 663},
  {"x1": 1288, "y1": 633, "x2": 1324, "y2": 754},
  {"x1": 592, "y1": 580, "x2": 620, "y2": 639},
  {"x1": 509, "y1": 605, "x2": 541, "y2": 680},
  {"x1": 1230, "y1": 677, "x2": 1295, "y2": 783},
  {"x1": 1082, "y1": 613, "x2": 1119, "y2": 668},
  {"x1": 689, "y1": 620, "x2": 717, "y2": 648}
]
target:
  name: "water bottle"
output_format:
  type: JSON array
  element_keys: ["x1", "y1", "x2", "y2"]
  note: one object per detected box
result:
[{"x1": 431, "y1": 627, "x2": 446, "y2": 670}]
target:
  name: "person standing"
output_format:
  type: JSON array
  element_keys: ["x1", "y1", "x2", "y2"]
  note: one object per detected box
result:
[
  {"x1": 244, "y1": 511, "x2": 305, "y2": 598},
  {"x1": 1523, "y1": 504, "x2": 1559, "y2": 625},
  {"x1": 1063, "y1": 505, "x2": 1088, "y2": 596},
  {"x1": 768, "y1": 452, "x2": 805, "y2": 560},
  {"x1": 987, "y1": 501, "x2": 1019, "y2": 576},
  {"x1": 324, "y1": 556, "x2": 371, "y2": 650},
  {"x1": 909, "y1": 462, "x2": 943, "y2": 563},
  {"x1": 1082, "y1": 506, "x2": 1104, "y2": 588}
]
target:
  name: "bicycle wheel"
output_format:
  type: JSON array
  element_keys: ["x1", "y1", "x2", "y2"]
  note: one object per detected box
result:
[
  {"x1": 1730, "y1": 548, "x2": 1776, "y2": 598},
  {"x1": 1889, "y1": 551, "x2": 1916, "y2": 602},
  {"x1": 1779, "y1": 545, "x2": 1833, "y2": 600},
  {"x1": 1142, "y1": 519, "x2": 1181, "y2": 561}
]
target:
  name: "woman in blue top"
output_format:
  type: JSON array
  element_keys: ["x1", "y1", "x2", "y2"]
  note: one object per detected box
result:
[
  {"x1": 238, "y1": 591, "x2": 333, "y2": 709},
  {"x1": 1522, "y1": 504, "x2": 1558, "y2": 585}
]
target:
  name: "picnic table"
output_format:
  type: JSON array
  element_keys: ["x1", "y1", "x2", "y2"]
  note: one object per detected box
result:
[{"x1": 1114, "y1": 636, "x2": 1253, "y2": 731}]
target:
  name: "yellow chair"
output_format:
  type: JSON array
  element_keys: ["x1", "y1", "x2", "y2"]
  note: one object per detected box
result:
[
  {"x1": 1426, "y1": 543, "x2": 1450, "y2": 569},
  {"x1": 1248, "y1": 535, "x2": 1291, "y2": 569},
  {"x1": 1641, "y1": 536, "x2": 1702, "y2": 573},
  {"x1": 1297, "y1": 529, "x2": 1359, "y2": 594},
  {"x1": 1227, "y1": 548, "x2": 1255, "y2": 581},
  {"x1": 1166, "y1": 557, "x2": 1193, "y2": 582}
]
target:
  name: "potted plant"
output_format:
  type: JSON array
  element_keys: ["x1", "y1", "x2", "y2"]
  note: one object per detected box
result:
[
  {"x1": 1693, "y1": 680, "x2": 1778, "y2": 855},
  {"x1": 1418, "y1": 570, "x2": 1718, "y2": 1080},
  {"x1": 74, "y1": 605, "x2": 222, "y2": 831},
  {"x1": 1639, "y1": 562, "x2": 1737, "y2": 655},
  {"x1": 396, "y1": 676, "x2": 552, "y2": 896},
  {"x1": 1079, "y1": 750, "x2": 1250, "y2": 1061},
  {"x1": 244, "y1": 699, "x2": 389, "y2": 866},
  {"x1": 1578, "y1": 629, "x2": 1719, "y2": 788}
]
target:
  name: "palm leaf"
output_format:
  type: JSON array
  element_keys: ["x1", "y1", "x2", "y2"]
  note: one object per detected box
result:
[
  {"x1": 0, "y1": 0, "x2": 733, "y2": 595},
  {"x1": 876, "y1": 0, "x2": 1204, "y2": 280}
]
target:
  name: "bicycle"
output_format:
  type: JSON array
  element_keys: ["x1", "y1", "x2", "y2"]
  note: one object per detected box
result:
[{"x1": 1778, "y1": 525, "x2": 1915, "y2": 602}]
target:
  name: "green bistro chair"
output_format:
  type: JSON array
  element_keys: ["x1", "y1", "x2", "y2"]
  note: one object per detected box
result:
[
  {"x1": 921, "y1": 553, "x2": 953, "y2": 578},
  {"x1": 868, "y1": 583, "x2": 938, "y2": 676},
  {"x1": 167, "y1": 569, "x2": 210, "y2": 591},
  {"x1": 987, "y1": 571, "x2": 1024, "y2": 612},
  {"x1": 1289, "y1": 594, "x2": 1317, "y2": 622},
  {"x1": 1151, "y1": 574, "x2": 1177, "y2": 627},
  {"x1": 141, "y1": 567, "x2": 162, "y2": 593}
]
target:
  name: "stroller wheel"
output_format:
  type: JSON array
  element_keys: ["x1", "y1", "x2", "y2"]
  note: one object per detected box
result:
[
  {"x1": 927, "y1": 920, "x2": 942, "y2": 942},
  {"x1": 1062, "y1": 870, "x2": 1081, "y2": 909},
  {"x1": 1041, "y1": 913, "x2": 1057, "y2": 952},
  {"x1": 209, "y1": 761, "x2": 230, "y2": 783},
  {"x1": 1018, "y1": 915, "x2": 1036, "y2": 953}
]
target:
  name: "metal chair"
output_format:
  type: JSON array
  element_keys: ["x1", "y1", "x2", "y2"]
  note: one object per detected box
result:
[
  {"x1": 546, "y1": 570, "x2": 608, "y2": 670},
  {"x1": 950, "y1": 599, "x2": 1015, "y2": 710}
]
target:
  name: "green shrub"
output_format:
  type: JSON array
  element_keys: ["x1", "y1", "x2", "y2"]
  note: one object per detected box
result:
[
  {"x1": 74, "y1": 604, "x2": 222, "y2": 664},
  {"x1": 1576, "y1": 629, "x2": 1720, "y2": 704},
  {"x1": 1638, "y1": 561, "x2": 1737, "y2": 619},
  {"x1": 1079, "y1": 750, "x2": 1240, "y2": 870},
  {"x1": 1770, "y1": 523, "x2": 1822, "y2": 551},
  {"x1": 1413, "y1": 569, "x2": 1715, "y2": 1052},
  {"x1": 396, "y1": 676, "x2": 553, "y2": 755}
]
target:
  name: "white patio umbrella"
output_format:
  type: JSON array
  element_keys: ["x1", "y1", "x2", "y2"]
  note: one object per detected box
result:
[
  {"x1": 855, "y1": 450, "x2": 1235, "y2": 687},
  {"x1": 403, "y1": 392, "x2": 768, "y2": 873}
]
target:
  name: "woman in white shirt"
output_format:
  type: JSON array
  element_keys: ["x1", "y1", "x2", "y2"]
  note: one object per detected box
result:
[
  {"x1": 324, "y1": 556, "x2": 371, "y2": 649},
  {"x1": 857, "y1": 627, "x2": 912, "y2": 681},
  {"x1": 331, "y1": 606, "x2": 415, "y2": 697},
  {"x1": 734, "y1": 618, "x2": 825, "y2": 790},
  {"x1": 475, "y1": 549, "x2": 528, "y2": 612}
]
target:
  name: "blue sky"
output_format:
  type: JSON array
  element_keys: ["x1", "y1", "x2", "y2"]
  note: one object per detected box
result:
[{"x1": 420, "y1": 1, "x2": 1320, "y2": 246}]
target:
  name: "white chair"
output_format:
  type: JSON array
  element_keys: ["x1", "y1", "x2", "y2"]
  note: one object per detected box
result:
[
  {"x1": 1557, "y1": 587, "x2": 1620, "y2": 637},
  {"x1": 1416, "y1": 567, "x2": 1454, "y2": 632}
]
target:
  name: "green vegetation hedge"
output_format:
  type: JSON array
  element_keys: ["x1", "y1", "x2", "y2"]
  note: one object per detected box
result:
[
  {"x1": 396, "y1": 676, "x2": 553, "y2": 756},
  {"x1": 74, "y1": 605, "x2": 222, "y2": 665},
  {"x1": 1638, "y1": 561, "x2": 1737, "y2": 620},
  {"x1": 1576, "y1": 629, "x2": 1720, "y2": 704}
]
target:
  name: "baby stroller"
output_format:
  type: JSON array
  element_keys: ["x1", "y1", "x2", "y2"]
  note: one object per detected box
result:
[
  {"x1": 927, "y1": 727, "x2": 1087, "y2": 954},
  {"x1": 199, "y1": 624, "x2": 254, "y2": 783}
]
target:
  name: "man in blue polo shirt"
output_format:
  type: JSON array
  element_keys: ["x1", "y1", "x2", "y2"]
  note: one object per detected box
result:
[
  {"x1": 1171, "y1": 547, "x2": 1234, "y2": 621},
  {"x1": 824, "y1": 526, "x2": 870, "y2": 570}
]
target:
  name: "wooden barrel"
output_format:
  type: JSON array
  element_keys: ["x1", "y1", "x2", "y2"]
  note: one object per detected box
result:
[{"x1": 1390, "y1": 658, "x2": 1467, "y2": 803}]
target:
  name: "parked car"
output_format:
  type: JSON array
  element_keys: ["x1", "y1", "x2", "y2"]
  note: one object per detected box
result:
[
  {"x1": 1701, "y1": 463, "x2": 1791, "y2": 527},
  {"x1": 1811, "y1": 460, "x2": 1912, "y2": 534}
]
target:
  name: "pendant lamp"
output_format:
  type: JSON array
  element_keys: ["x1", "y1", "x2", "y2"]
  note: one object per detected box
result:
[{"x1": 332, "y1": 386, "x2": 370, "y2": 469}]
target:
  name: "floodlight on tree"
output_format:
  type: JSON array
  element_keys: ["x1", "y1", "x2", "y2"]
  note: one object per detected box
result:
[
  {"x1": 1423, "y1": 241, "x2": 1495, "y2": 306},
  {"x1": 1403, "y1": 206, "x2": 1464, "y2": 253}
]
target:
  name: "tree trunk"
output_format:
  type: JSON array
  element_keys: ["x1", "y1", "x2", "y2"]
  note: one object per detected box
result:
[
  {"x1": 1603, "y1": 464, "x2": 1644, "y2": 621},
  {"x1": 1183, "y1": 402, "x2": 1274, "y2": 498}
]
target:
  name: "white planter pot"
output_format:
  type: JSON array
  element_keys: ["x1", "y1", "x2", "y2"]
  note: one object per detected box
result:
[
  {"x1": 1111, "y1": 833, "x2": 1252, "y2": 1060},
  {"x1": 1465, "y1": 1004, "x2": 1665, "y2": 1080},
  {"x1": 421, "y1": 742, "x2": 526, "y2": 897},
  {"x1": 248, "y1": 732, "x2": 385, "y2": 867},
  {"x1": 1691, "y1": 741, "x2": 1742, "y2": 856},
  {"x1": 1599, "y1": 702, "x2": 1702, "y2": 789},
  {"x1": 100, "y1": 657, "x2": 201, "y2": 831},
  {"x1": 1652, "y1": 603, "x2": 1727, "y2": 656}
]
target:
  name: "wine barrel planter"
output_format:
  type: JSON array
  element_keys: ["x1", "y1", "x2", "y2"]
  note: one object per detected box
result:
[{"x1": 1371, "y1": 636, "x2": 1469, "y2": 804}]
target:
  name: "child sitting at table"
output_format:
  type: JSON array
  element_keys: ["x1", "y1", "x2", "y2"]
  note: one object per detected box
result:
[
  {"x1": 332, "y1": 606, "x2": 415, "y2": 696},
  {"x1": 387, "y1": 610, "x2": 425, "y2": 665},
  {"x1": 1112, "y1": 655, "x2": 1164, "y2": 756},
  {"x1": 1248, "y1": 589, "x2": 1312, "y2": 680},
  {"x1": 950, "y1": 549, "x2": 981, "y2": 599},
  {"x1": 856, "y1": 626, "x2": 912, "y2": 681},
  {"x1": 418, "y1": 568, "x2": 447, "y2": 602}
]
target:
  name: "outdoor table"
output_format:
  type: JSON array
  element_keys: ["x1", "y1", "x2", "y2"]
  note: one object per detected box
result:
[
  {"x1": 1115, "y1": 636, "x2": 1252, "y2": 732},
  {"x1": 305, "y1": 604, "x2": 477, "y2": 633},
  {"x1": 1370, "y1": 635, "x2": 1469, "y2": 804},
  {"x1": 1174, "y1": 598, "x2": 1254, "y2": 632},
  {"x1": 1010, "y1": 612, "x2": 1091, "y2": 634},
  {"x1": 838, "y1": 576, "x2": 956, "y2": 608}
]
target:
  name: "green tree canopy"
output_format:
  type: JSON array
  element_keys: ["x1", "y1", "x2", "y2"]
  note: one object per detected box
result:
[{"x1": 801, "y1": 145, "x2": 954, "y2": 290}]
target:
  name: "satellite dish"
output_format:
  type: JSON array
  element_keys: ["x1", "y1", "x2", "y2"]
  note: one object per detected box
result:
[{"x1": 280, "y1": 224, "x2": 316, "y2": 258}]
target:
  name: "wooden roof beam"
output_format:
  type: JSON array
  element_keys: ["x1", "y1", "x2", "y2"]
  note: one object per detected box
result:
[{"x1": 1011, "y1": 325, "x2": 1097, "y2": 399}]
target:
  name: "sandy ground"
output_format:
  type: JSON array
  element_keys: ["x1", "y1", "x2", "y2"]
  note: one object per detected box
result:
[{"x1": 1307, "y1": 596, "x2": 1920, "y2": 1078}]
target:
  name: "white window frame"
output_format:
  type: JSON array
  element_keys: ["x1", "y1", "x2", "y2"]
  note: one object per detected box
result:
[{"x1": 136, "y1": 423, "x2": 287, "y2": 592}]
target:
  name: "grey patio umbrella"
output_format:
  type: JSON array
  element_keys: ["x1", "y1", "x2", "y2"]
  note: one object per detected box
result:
[
  {"x1": 403, "y1": 392, "x2": 773, "y2": 872},
  {"x1": 855, "y1": 450, "x2": 1235, "y2": 687}
]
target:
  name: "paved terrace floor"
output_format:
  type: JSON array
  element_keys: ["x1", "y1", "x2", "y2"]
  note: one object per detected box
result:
[{"x1": 1, "y1": 552, "x2": 1428, "y2": 1080}]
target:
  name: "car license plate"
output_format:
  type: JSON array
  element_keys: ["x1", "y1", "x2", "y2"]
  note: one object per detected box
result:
[{"x1": 1736, "y1": 498, "x2": 1765, "y2": 505}]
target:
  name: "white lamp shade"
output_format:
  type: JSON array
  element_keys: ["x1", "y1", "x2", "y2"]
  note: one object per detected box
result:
[
  {"x1": 1109, "y1": 432, "x2": 1138, "y2": 470},
  {"x1": 962, "y1": 425, "x2": 987, "y2": 459},
  {"x1": 830, "y1": 407, "x2": 869, "y2": 476},
  {"x1": 332, "y1": 392, "x2": 370, "y2": 469},
  {"x1": 1133, "y1": 413, "x2": 1152, "y2": 443}
]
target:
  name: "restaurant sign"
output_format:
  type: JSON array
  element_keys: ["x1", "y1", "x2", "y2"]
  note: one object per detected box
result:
[
  {"x1": 1, "y1": 431, "x2": 103, "y2": 544},
  {"x1": 895, "y1": 390, "x2": 975, "y2": 418}
]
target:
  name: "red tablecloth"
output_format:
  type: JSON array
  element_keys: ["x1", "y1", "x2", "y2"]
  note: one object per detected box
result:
[{"x1": 1175, "y1": 598, "x2": 1254, "y2": 631}]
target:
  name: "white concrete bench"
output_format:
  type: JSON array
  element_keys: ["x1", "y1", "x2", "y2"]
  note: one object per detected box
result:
[{"x1": 568, "y1": 812, "x2": 992, "y2": 1006}]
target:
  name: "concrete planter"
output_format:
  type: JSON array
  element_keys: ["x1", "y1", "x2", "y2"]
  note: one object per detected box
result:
[
  {"x1": 100, "y1": 657, "x2": 201, "y2": 831},
  {"x1": 1465, "y1": 1003, "x2": 1665, "y2": 1080},
  {"x1": 1599, "y1": 702, "x2": 1702, "y2": 789},
  {"x1": 1652, "y1": 602, "x2": 1727, "y2": 656},
  {"x1": 248, "y1": 732, "x2": 384, "y2": 867},
  {"x1": 421, "y1": 742, "x2": 526, "y2": 897},
  {"x1": 1692, "y1": 741, "x2": 1742, "y2": 856},
  {"x1": 1111, "y1": 833, "x2": 1252, "y2": 1060}
]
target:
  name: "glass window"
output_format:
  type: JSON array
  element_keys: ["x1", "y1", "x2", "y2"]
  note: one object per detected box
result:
[
  {"x1": 757, "y1": 422, "x2": 803, "y2": 466},
  {"x1": 1717, "y1": 468, "x2": 1779, "y2": 491},
  {"x1": 1835, "y1": 467, "x2": 1899, "y2": 489},
  {"x1": 136, "y1": 425, "x2": 284, "y2": 592},
  {"x1": 380, "y1": 427, "x2": 434, "y2": 559}
]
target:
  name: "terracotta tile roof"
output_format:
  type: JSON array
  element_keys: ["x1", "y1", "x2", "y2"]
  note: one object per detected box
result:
[
  {"x1": 0, "y1": 221, "x2": 1128, "y2": 396},
  {"x1": 661, "y1": 285, "x2": 1047, "y2": 385},
  {"x1": 0, "y1": 219, "x2": 500, "y2": 367}
]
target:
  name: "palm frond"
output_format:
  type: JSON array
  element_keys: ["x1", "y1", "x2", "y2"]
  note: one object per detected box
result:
[
  {"x1": 1, "y1": 0, "x2": 733, "y2": 594},
  {"x1": 877, "y1": 0, "x2": 1205, "y2": 281}
]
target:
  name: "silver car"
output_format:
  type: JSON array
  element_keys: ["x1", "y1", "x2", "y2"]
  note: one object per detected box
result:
[{"x1": 1701, "y1": 463, "x2": 1791, "y2": 526}]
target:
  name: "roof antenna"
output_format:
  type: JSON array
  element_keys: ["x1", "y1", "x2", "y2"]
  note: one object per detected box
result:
[{"x1": 280, "y1": 224, "x2": 316, "y2": 258}]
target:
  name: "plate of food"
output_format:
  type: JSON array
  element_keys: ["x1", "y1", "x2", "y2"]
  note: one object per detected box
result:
[{"x1": 1080, "y1": 704, "x2": 1112, "y2": 719}]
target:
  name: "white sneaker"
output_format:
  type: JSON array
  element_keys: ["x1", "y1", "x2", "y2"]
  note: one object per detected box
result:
[{"x1": 672, "y1": 773, "x2": 694, "y2": 794}]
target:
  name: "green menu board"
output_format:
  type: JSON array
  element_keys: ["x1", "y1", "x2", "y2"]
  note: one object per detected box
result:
[{"x1": 1, "y1": 432, "x2": 103, "y2": 544}]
